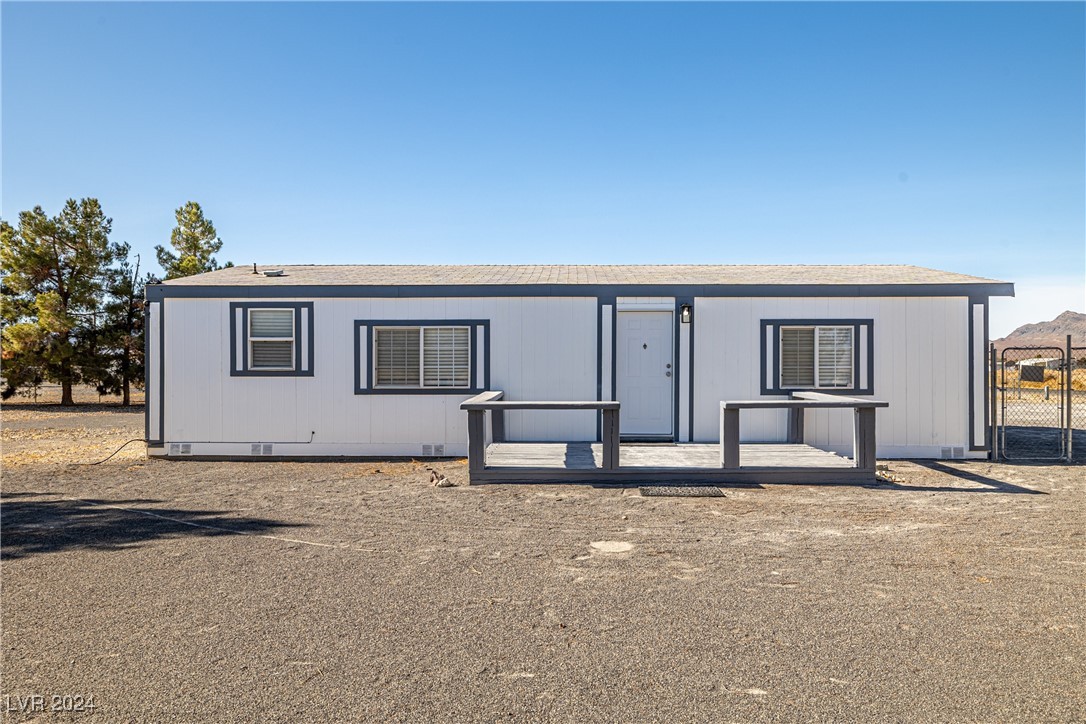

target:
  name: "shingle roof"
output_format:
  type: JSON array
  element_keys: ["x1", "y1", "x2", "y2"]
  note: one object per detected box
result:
[{"x1": 159, "y1": 264, "x2": 1010, "y2": 289}]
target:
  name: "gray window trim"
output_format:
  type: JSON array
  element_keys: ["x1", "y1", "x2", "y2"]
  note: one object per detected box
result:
[
  {"x1": 229, "y1": 301, "x2": 315, "y2": 377},
  {"x1": 354, "y1": 319, "x2": 489, "y2": 395},
  {"x1": 761, "y1": 318, "x2": 874, "y2": 396}
]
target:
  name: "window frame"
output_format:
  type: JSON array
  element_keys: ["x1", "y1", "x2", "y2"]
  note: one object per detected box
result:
[
  {"x1": 760, "y1": 318, "x2": 873, "y2": 396},
  {"x1": 354, "y1": 319, "x2": 489, "y2": 395},
  {"x1": 229, "y1": 301, "x2": 315, "y2": 377},
  {"x1": 248, "y1": 307, "x2": 297, "y2": 372}
]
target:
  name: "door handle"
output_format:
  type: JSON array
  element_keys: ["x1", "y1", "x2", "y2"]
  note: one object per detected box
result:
[
  {"x1": 666, "y1": 363, "x2": 672, "y2": 369},
  {"x1": 666, "y1": 371, "x2": 672, "y2": 377}
]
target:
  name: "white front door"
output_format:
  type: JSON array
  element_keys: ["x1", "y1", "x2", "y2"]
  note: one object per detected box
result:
[{"x1": 616, "y1": 311, "x2": 674, "y2": 437}]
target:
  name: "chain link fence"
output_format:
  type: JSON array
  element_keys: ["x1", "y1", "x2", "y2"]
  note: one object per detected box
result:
[{"x1": 994, "y1": 344, "x2": 1083, "y2": 462}]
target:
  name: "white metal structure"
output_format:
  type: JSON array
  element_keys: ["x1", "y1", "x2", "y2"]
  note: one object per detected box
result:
[{"x1": 145, "y1": 264, "x2": 1013, "y2": 460}]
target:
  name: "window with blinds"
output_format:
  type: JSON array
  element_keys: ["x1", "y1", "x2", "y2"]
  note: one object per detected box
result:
[
  {"x1": 375, "y1": 328, "x2": 421, "y2": 386},
  {"x1": 374, "y1": 326, "x2": 470, "y2": 388},
  {"x1": 249, "y1": 309, "x2": 295, "y2": 370},
  {"x1": 422, "y1": 327, "x2": 471, "y2": 387},
  {"x1": 780, "y1": 325, "x2": 853, "y2": 388},
  {"x1": 816, "y1": 326, "x2": 853, "y2": 388},
  {"x1": 780, "y1": 327, "x2": 815, "y2": 387}
]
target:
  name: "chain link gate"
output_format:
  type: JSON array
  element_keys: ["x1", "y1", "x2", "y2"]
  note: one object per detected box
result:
[{"x1": 993, "y1": 341, "x2": 1080, "y2": 462}]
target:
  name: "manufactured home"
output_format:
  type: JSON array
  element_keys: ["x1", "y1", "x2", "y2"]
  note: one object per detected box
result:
[{"x1": 145, "y1": 264, "x2": 1012, "y2": 480}]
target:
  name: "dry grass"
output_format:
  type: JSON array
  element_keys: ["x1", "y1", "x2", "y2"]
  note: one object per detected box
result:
[
  {"x1": 2, "y1": 384, "x2": 145, "y2": 406},
  {"x1": 997, "y1": 368, "x2": 1086, "y2": 391}
]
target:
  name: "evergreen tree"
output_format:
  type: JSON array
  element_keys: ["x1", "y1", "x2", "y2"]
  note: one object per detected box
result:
[
  {"x1": 154, "y1": 201, "x2": 231, "y2": 278},
  {"x1": 1, "y1": 199, "x2": 121, "y2": 405},
  {"x1": 96, "y1": 244, "x2": 148, "y2": 405}
]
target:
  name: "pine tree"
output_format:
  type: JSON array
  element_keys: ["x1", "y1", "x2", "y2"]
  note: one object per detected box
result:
[
  {"x1": 154, "y1": 201, "x2": 231, "y2": 279},
  {"x1": 1, "y1": 199, "x2": 121, "y2": 405},
  {"x1": 96, "y1": 244, "x2": 147, "y2": 406}
]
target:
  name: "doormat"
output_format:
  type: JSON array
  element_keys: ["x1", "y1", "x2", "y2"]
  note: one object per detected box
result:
[{"x1": 639, "y1": 485, "x2": 725, "y2": 497}]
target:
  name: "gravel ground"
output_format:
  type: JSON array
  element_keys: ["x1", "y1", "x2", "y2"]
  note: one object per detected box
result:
[{"x1": 1, "y1": 401, "x2": 1083, "y2": 722}]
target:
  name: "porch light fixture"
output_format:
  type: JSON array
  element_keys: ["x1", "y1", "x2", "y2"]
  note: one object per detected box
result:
[{"x1": 680, "y1": 304, "x2": 692, "y2": 324}]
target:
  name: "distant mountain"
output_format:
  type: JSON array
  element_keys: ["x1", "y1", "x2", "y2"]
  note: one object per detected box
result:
[{"x1": 995, "y1": 310, "x2": 1086, "y2": 352}]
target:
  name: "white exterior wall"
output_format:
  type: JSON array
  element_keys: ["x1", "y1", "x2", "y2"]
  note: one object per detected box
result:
[
  {"x1": 153, "y1": 291, "x2": 984, "y2": 460},
  {"x1": 692, "y1": 296, "x2": 977, "y2": 458},
  {"x1": 157, "y1": 296, "x2": 598, "y2": 456}
]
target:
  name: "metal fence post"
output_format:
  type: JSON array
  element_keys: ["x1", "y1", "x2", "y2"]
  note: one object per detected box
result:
[
  {"x1": 1067, "y1": 334, "x2": 1073, "y2": 461},
  {"x1": 990, "y1": 343, "x2": 999, "y2": 462}
]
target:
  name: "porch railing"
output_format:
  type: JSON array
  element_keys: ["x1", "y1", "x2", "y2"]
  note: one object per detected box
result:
[
  {"x1": 719, "y1": 392, "x2": 889, "y2": 471},
  {"x1": 460, "y1": 391, "x2": 620, "y2": 474}
]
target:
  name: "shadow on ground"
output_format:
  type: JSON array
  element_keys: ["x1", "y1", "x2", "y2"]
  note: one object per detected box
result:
[
  {"x1": 867, "y1": 460, "x2": 1049, "y2": 495},
  {"x1": 0, "y1": 493, "x2": 302, "y2": 560}
]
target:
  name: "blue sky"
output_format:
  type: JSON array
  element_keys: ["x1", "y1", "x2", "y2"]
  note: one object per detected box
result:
[{"x1": 3, "y1": 2, "x2": 1083, "y2": 335}]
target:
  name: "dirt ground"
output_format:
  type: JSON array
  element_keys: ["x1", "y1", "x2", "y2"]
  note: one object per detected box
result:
[{"x1": 1, "y1": 398, "x2": 1083, "y2": 723}]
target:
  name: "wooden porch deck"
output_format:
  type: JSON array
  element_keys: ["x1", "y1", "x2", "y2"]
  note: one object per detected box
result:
[{"x1": 476, "y1": 442, "x2": 872, "y2": 484}]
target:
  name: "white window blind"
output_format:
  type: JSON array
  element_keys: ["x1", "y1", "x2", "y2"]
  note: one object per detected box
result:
[
  {"x1": 423, "y1": 327, "x2": 470, "y2": 387},
  {"x1": 780, "y1": 327, "x2": 815, "y2": 387},
  {"x1": 780, "y1": 325, "x2": 853, "y2": 388},
  {"x1": 817, "y1": 327, "x2": 853, "y2": 388},
  {"x1": 375, "y1": 328, "x2": 421, "y2": 386},
  {"x1": 374, "y1": 326, "x2": 471, "y2": 388},
  {"x1": 249, "y1": 309, "x2": 294, "y2": 370}
]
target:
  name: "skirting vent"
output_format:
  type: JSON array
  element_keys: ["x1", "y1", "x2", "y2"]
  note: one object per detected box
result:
[
  {"x1": 421, "y1": 444, "x2": 445, "y2": 457},
  {"x1": 169, "y1": 443, "x2": 192, "y2": 456},
  {"x1": 941, "y1": 446, "x2": 965, "y2": 459},
  {"x1": 251, "y1": 443, "x2": 274, "y2": 456}
]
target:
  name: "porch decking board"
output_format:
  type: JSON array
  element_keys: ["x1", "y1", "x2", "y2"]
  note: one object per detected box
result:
[{"x1": 476, "y1": 442, "x2": 871, "y2": 484}]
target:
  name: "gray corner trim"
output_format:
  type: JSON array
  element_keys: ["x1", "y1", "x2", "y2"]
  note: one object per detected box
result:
[
  {"x1": 144, "y1": 299, "x2": 164, "y2": 446},
  {"x1": 689, "y1": 306, "x2": 696, "y2": 442},
  {"x1": 158, "y1": 301, "x2": 165, "y2": 446},
  {"x1": 983, "y1": 298, "x2": 990, "y2": 451},
  {"x1": 229, "y1": 301, "x2": 315, "y2": 377},
  {"x1": 969, "y1": 297, "x2": 990, "y2": 452},
  {"x1": 760, "y1": 319, "x2": 875, "y2": 396},
  {"x1": 146, "y1": 281, "x2": 1016, "y2": 302},
  {"x1": 354, "y1": 319, "x2": 489, "y2": 395},
  {"x1": 968, "y1": 300, "x2": 976, "y2": 451},
  {"x1": 596, "y1": 298, "x2": 604, "y2": 442},
  {"x1": 610, "y1": 304, "x2": 618, "y2": 403},
  {"x1": 677, "y1": 296, "x2": 695, "y2": 443},
  {"x1": 143, "y1": 298, "x2": 151, "y2": 443},
  {"x1": 672, "y1": 303, "x2": 680, "y2": 442}
]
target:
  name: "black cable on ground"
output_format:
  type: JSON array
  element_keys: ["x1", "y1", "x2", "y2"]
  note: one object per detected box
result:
[{"x1": 84, "y1": 439, "x2": 147, "y2": 465}]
